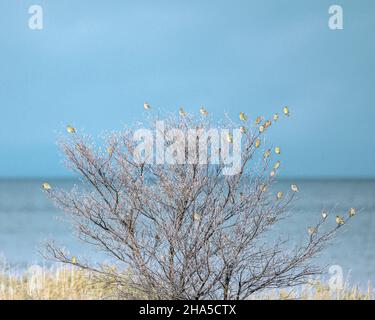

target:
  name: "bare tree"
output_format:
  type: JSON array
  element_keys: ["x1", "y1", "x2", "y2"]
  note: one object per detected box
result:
[{"x1": 43, "y1": 111, "x2": 353, "y2": 299}]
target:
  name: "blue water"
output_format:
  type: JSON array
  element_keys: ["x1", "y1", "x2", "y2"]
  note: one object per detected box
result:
[{"x1": 0, "y1": 179, "x2": 374, "y2": 288}]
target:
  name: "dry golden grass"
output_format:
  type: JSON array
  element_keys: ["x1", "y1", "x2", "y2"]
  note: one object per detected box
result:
[
  {"x1": 253, "y1": 281, "x2": 373, "y2": 300},
  {"x1": 0, "y1": 265, "x2": 372, "y2": 300},
  {"x1": 0, "y1": 266, "x2": 118, "y2": 300}
]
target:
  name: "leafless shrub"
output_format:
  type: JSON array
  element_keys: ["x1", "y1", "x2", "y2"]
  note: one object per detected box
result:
[{"x1": 43, "y1": 110, "x2": 353, "y2": 299}]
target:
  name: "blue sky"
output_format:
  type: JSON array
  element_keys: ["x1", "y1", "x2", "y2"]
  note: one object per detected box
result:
[{"x1": 0, "y1": 0, "x2": 374, "y2": 178}]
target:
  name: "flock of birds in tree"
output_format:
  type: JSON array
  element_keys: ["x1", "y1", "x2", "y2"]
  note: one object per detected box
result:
[{"x1": 40, "y1": 103, "x2": 357, "y2": 265}]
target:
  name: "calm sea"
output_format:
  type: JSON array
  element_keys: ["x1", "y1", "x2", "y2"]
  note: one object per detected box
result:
[{"x1": 0, "y1": 178, "x2": 374, "y2": 287}]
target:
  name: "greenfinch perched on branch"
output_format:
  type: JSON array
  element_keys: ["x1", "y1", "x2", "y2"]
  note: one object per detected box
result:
[
  {"x1": 308, "y1": 227, "x2": 316, "y2": 235},
  {"x1": 179, "y1": 107, "x2": 187, "y2": 117},
  {"x1": 107, "y1": 147, "x2": 114, "y2": 156},
  {"x1": 200, "y1": 106, "x2": 208, "y2": 116},
  {"x1": 283, "y1": 106, "x2": 290, "y2": 116},
  {"x1": 255, "y1": 116, "x2": 262, "y2": 125},
  {"x1": 42, "y1": 182, "x2": 51, "y2": 190},
  {"x1": 291, "y1": 184, "x2": 299, "y2": 192},
  {"x1": 255, "y1": 139, "x2": 261, "y2": 148},
  {"x1": 336, "y1": 215, "x2": 345, "y2": 226},
  {"x1": 66, "y1": 125, "x2": 76, "y2": 134},
  {"x1": 274, "y1": 161, "x2": 281, "y2": 170},
  {"x1": 264, "y1": 149, "x2": 271, "y2": 159},
  {"x1": 348, "y1": 208, "x2": 356, "y2": 217},
  {"x1": 239, "y1": 112, "x2": 247, "y2": 121}
]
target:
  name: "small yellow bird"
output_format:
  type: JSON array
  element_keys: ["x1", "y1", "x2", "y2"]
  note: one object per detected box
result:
[
  {"x1": 255, "y1": 116, "x2": 262, "y2": 125},
  {"x1": 71, "y1": 256, "x2": 77, "y2": 264},
  {"x1": 308, "y1": 227, "x2": 316, "y2": 235},
  {"x1": 336, "y1": 215, "x2": 345, "y2": 226},
  {"x1": 200, "y1": 106, "x2": 208, "y2": 116},
  {"x1": 322, "y1": 211, "x2": 328, "y2": 220},
  {"x1": 179, "y1": 107, "x2": 187, "y2": 117},
  {"x1": 276, "y1": 191, "x2": 283, "y2": 200},
  {"x1": 274, "y1": 161, "x2": 281, "y2": 170},
  {"x1": 66, "y1": 125, "x2": 76, "y2": 134},
  {"x1": 273, "y1": 113, "x2": 279, "y2": 121},
  {"x1": 226, "y1": 133, "x2": 233, "y2": 143},
  {"x1": 42, "y1": 182, "x2": 51, "y2": 190},
  {"x1": 270, "y1": 170, "x2": 275, "y2": 177},
  {"x1": 291, "y1": 184, "x2": 299, "y2": 192},
  {"x1": 143, "y1": 102, "x2": 151, "y2": 110},
  {"x1": 107, "y1": 146, "x2": 114, "y2": 156},
  {"x1": 239, "y1": 126, "x2": 247, "y2": 133},
  {"x1": 283, "y1": 106, "x2": 290, "y2": 116},
  {"x1": 239, "y1": 112, "x2": 247, "y2": 121},
  {"x1": 193, "y1": 212, "x2": 201, "y2": 221},
  {"x1": 259, "y1": 125, "x2": 265, "y2": 133},
  {"x1": 348, "y1": 208, "x2": 356, "y2": 217},
  {"x1": 255, "y1": 139, "x2": 261, "y2": 148},
  {"x1": 275, "y1": 147, "x2": 281, "y2": 154},
  {"x1": 264, "y1": 149, "x2": 271, "y2": 159}
]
